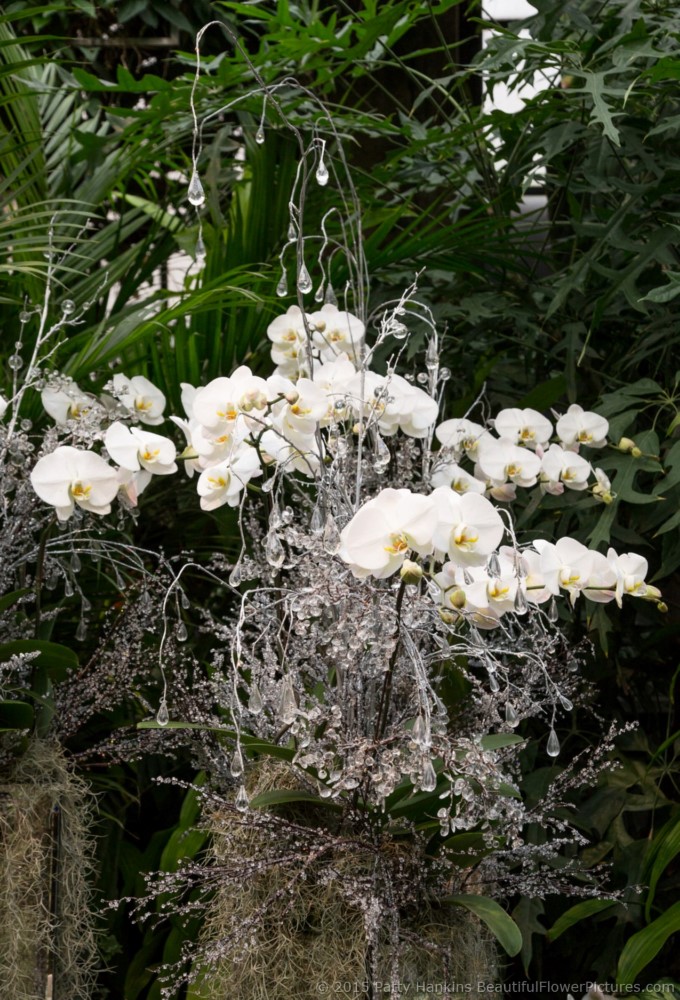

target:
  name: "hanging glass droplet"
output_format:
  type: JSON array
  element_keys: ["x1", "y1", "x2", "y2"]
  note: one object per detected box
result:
[
  {"x1": 310, "y1": 504, "x2": 324, "y2": 535},
  {"x1": 71, "y1": 552, "x2": 82, "y2": 573},
  {"x1": 276, "y1": 272, "x2": 288, "y2": 298},
  {"x1": 180, "y1": 590, "x2": 191, "y2": 610},
  {"x1": 297, "y1": 262, "x2": 313, "y2": 294},
  {"x1": 156, "y1": 699, "x2": 169, "y2": 727},
  {"x1": 261, "y1": 477, "x2": 275, "y2": 493},
  {"x1": 235, "y1": 784, "x2": 249, "y2": 812},
  {"x1": 547, "y1": 596, "x2": 559, "y2": 623},
  {"x1": 64, "y1": 577, "x2": 74, "y2": 598},
  {"x1": 230, "y1": 747, "x2": 245, "y2": 778},
  {"x1": 487, "y1": 552, "x2": 501, "y2": 578},
  {"x1": 514, "y1": 586, "x2": 528, "y2": 615},
  {"x1": 322, "y1": 514, "x2": 341, "y2": 555},
  {"x1": 61, "y1": 299, "x2": 76, "y2": 315},
  {"x1": 546, "y1": 728, "x2": 560, "y2": 757},
  {"x1": 324, "y1": 283, "x2": 338, "y2": 307},
  {"x1": 420, "y1": 759, "x2": 437, "y2": 793},
  {"x1": 248, "y1": 684, "x2": 263, "y2": 715},
  {"x1": 373, "y1": 435, "x2": 390, "y2": 473},
  {"x1": 279, "y1": 677, "x2": 297, "y2": 725},
  {"x1": 412, "y1": 714, "x2": 429, "y2": 747},
  {"x1": 505, "y1": 703, "x2": 519, "y2": 727},
  {"x1": 559, "y1": 694, "x2": 574, "y2": 711},
  {"x1": 176, "y1": 621, "x2": 188, "y2": 642},
  {"x1": 228, "y1": 562, "x2": 242, "y2": 587},
  {"x1": 287, "y1": 222, "x2": 297, "y2": 242},
  {"x1": 488, "y1": 672, "x2": 500, "y2": 693},
  {"x1": 195, "y1": 234, "x2": 206, "y2": 260},
  {"x1": 75, "y1": 618, "x2": 88, "y2": 642},
  {"x1": 187, "y1": 170, "x2": 205, "y2": 207},
  {"x1": 255, "y1": 125, "x2": 265, "y2": 144},
  {"x1": 265, "y1": 529, "x2": 285, "y2": 568},
  {"x1": 392, "y1": 322, "x2": 408, "y2": 341},
  {"x1": 314, "y1": 283, "x2": 325, "y2": 303},
  {"x1": 463, "y1": 569, "x2": 473, "y2": 586},
  {"x1": 315, "y1": 159, "x2": 329, "y2": 186},
  {"x1": 425, "y1": 338, "x2": 439, "y2": 374}
]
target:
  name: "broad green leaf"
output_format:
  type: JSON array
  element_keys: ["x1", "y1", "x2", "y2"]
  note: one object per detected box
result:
[
  {"x1": 480, "y1": 734, "x2": 525, "y2": 751},
  {"x1": 443, "y1": 894, "x2": 522, "y2": 956},
  {"x1": 644, "y1": 815, "x2": 680, "y2": 920},
  {"x1": 249, "y1": 789, "x2": 342, "y2": 811},
  {"x1": 547, "y1": 898, "x2": 618, "y2": 941},
  {"x1": 0, "y1": 587, "x2": 29, "y2": 612},
  {"x1": 0, "y1": 699, "x2": 34, "y2": 730},
  {"x1": 0, "y1": 639, "x2": 78, "y2": 681},
  {"x1": 617, "y1": 900, "x2": 680, "y2": 985}
]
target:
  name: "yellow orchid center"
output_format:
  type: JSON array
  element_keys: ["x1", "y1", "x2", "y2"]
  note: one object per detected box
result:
[
  {"x1": 577, "y1": 430, "x2": 592, "y2": 443},
  {"x1": 519, "y1": 427, "x2": 535, "y2": 441},
  {"x1": 488, "y1": 580, "x2": 510, "y2": 600},
  {"x1": 453, "y1": 524, "x2": 479, "y2": 549},
  {"x1": 451, "y1": 478, "x2": 469, "y2": 493},
  {"x1": 507, "y1": 463, "x2": 521, "y2": 477},
  {"x1": 135, "y1": 397, "x2": 152, "y2": 412},
  {"x1": 559, "y1": 567, "x2": 580, "y2": 586},
  {"x1": 207, "y1": 475, "x2": 228, "y2": 490},
  {"x1": 71, "y1": 481, "x2": 91, "y2": 500},
  {"x1": 385, "y1": 533, "x2": 409, "y2": 555},
  {"x1": 142, "y1": 448, "x2": 160, "y2": 462}
]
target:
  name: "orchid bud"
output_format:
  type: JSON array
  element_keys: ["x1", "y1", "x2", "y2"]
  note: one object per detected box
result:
[
  {"x1": 285, "y1": 390, "x2": 300, "y2": 405},
  {"x1": 448, "y1": 588, "x2": 467, "y2": 609},
  {"x1": 618, "y1": 437, "x2": 636, "y2": 453},
  {"x1": 400, "y1": 560, "x2": 423, "y2": 584},
  {"x1": 439, "y1": 609, "x2": 456, "y2": 624}
]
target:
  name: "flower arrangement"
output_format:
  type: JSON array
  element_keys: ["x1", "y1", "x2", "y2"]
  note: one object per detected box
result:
[{"x1": 0, "y1": 22, "x2": 669, "y2": 997}]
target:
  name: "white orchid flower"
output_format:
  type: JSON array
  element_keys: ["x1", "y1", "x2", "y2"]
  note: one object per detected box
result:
[
  {"x1": 30, "y1": 446, "x2": 119, "y2": 521},
  {"x1": 430, "y1": 460, "x2": 486, "y2": 495},
  {"x1": 312, "y1": 352, "x2": 356, "y2": 422},
  {"x1": 41, "y1": 381, "x2": 93, "y2": 425},
  {"x1": 476, "y1": 438, "x2": 542, "y2": 488},
  {"x1": 280, "y1": 378, "x2": 329, "y2": 437},
  {"x1": 607, "y1": 549, "x2": 661, "y2": 607},
  {"x1": 339, "y1": 488, "x2": 436, "y2": 579},
  {"x1": 434, "y1": 418, "x2": 493, "y2": 459},
  {"x1": 582, "y1": 551, "x2": 617, "y2": 604},
  {"x1": 309, "y1": 304, "x2": 365, "y2": 362},
  {"x1": 267, "y1": 305, "x2": 307, "y2": 346},
  {"x1": 431, "y1": 486, "x2": 504, "y2": 567},
  {"x1": 506, "y1": 546, "x2": 551, "y2": 605},
  {"x1": 534, "y1": 537, "x2": 595, "y2": 604},
  {"x1": 556, "y1": 404, "x2": 608, "y2": 449},
  {"x1": 112, "y1": 374, "x2": 166, "y2": 425},
  {"x1": 260, "y1": 426, "x2": 322, "y2": 478},
  {"x1": 0, "y1": 395, "x2": 7, "y2": 419},
  {"x1": 540, "y1": 444, "x2": 592, "y2": 494},
  {"x1": 192, "y1": 367, "x2": 269, "y2": 432},
  {"x1": 493, "y1": 407, "x2": 552, "y2": 449},
  {"x1": 197, "y1": 447, "x2": 262, "y2": 511},
  {"x1": 104, "y1": 421, "x2": 177, "y2": 477}
]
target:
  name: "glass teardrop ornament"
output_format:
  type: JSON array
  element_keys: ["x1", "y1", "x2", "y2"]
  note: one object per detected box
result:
[
  {"x1": 248, "y1": 684, "x2": 263, "y2": 715},
  {"x1": 255, "y1": 126, "x2": 265, "y2": 144},
  {"x1": 187, "y1": 171, "x2": 205, "y2": 207},
  {"x1": 230, "y1": 748, "x2": 244, "y2": 778},
  {"x1": 547, "y1": 596, "x2": 559, "y2": 622},
  {"x1": 420, "y1": 759, "x2": 437, "y2": 793},
  {"x1": 265, "y1": 529, "x2": 285, "y2": 568},
  {"x1": 279, "y1": 677, "x2": 297, "y2": 725},
  {"x1": 276, "y1": 271, "x2": 288, "y2": 297},
  {"x1": 297, "y1": 262, "x2": 313, "y2": 294},
  {"x1": 324, "y1": 283, "x2": 338, "y2": 307},
  {"x1": 235, "y1": 784, "x2": 249, "y2": 812},
  {"x1": 156, "y1": 699, "x2": 169, "y2": 727},
  {"x1": 287, "y1": 222, "x2": 297, "y2": 242},
  {"x1": 546, "y1": 728, "x2": 560, "y2": 757},
  {"x1": 314, "y1": 283, "x2": 325, "y2": 303},
  {"x1": 514, "y1": 586, "x2": 528, "y2": 615},
  {"x1": 487, "y1": 552, "x2": 501, "y2": 578},
  {"x1": 322, "y1": 514, "x2": 341, "y2": 555},
  {"x1": 505, "y1": 703, "x2": 519, "y2": 727},
  {"x1": 229, "y1": 562, "x2": 242, "y2": 587},
  {"x1": 177, "y1": 621, "x2": 188, "y2": 642},
  {"x1": 310, "y1": 504, "x2": 324, "y2": 535},
  {"x1": 315, "y1": 160, "x2": 329, "y2": 186}
]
